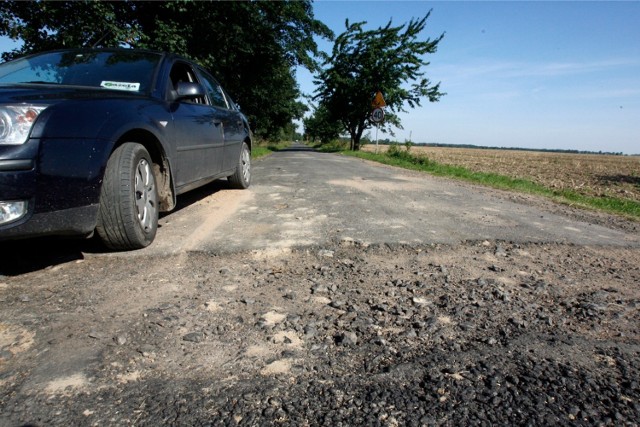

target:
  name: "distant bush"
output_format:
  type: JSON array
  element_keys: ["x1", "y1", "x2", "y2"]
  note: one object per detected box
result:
[{"x1": 387, "y1": 143, "x2": 431, "y2": 166}]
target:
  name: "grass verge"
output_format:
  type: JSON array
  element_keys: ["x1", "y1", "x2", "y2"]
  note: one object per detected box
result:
[{"x1": 344, "y1": 148, "x2": 640, "y2": 221}]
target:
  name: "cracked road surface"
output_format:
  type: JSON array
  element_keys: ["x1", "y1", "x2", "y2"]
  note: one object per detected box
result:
[{"x1": 1, "y1": 144, "x2": 639, "y2": 426}]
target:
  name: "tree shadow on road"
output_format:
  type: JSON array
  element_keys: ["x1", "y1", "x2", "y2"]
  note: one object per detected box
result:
[{"x1": 270, "y1": 144, "x2": 318, "y2": 153}]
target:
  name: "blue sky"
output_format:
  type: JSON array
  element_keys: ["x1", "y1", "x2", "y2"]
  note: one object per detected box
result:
[
  {"x1": 298, "y1": 0, "x2": 640, "y2": 154},
  {"x1": 0, "y1": 1, "x2": 638, "y2": 154}
]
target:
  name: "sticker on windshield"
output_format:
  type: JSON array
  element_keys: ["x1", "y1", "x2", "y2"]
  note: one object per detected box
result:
[{"x1": 100, "y1": 81, "x2": 140, "y2": 91}]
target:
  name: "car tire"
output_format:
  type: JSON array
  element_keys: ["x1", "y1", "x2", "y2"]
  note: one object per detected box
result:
[
  {"x1": 228, "y1": 142, "x2": 251, "y2": 189},
  {"x1": 96, "y1": 143, "x2": 158, "y2": 250}
]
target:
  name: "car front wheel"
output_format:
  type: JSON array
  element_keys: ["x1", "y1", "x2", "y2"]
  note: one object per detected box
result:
[
  {"x1": 96, "y1": 143, "x2": 158, "y2": 250},
  {"x1": 228, "y1": 142, "x2": 251, "y2": 189}
]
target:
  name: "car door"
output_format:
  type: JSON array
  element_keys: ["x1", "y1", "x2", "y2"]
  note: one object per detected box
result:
[
  {"x1": 196, "y1": 69, "x2": 244, "y2": 173},
  {"x1": 169, "y1": 62, "x2": 224, "y2": 189}
]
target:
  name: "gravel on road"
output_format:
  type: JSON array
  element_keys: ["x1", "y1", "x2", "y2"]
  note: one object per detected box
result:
[{"x1": 1, "y1": 239, "x2": 638, "y2": 426}]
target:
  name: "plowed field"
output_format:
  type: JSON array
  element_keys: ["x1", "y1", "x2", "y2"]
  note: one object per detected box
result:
[{"x1": 363, "y1": 145, "x2": 640, "y2": 203}]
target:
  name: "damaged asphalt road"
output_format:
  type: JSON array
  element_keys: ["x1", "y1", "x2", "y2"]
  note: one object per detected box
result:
[{"x1": 1, "y1": 145, "x2": 639, "y2": 426}]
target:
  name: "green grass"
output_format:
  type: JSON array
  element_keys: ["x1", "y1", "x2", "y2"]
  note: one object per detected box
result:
[
  {"x1": 251, "y1": 146, "x2": 273, "y2": 159},
  {"x1": 343, "y1": 148, "x2": 640, "y2": 221}
]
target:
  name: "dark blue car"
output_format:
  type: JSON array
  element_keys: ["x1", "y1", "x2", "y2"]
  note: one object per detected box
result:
[{"x1": 0, "y1": 48, "x2": 252, "y2": 250}]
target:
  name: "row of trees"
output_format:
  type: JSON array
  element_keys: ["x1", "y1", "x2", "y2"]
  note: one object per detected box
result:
[{"x1": 0, "y1": 1, "x2": 444, "y2": 147}]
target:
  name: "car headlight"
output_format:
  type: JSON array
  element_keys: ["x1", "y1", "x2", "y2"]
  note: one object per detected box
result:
[
  {"x1": 0, "y1": 105, "x2": 47, "y2": 145},
  {"x1": 0, "y1": 200, "x2": 27, "y2": 225}
]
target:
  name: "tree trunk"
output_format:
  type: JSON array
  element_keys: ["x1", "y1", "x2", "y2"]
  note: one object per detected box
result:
[
  {"x1": 352, "y1": 123, "x2": 365, "y2": 151},
  {"x1": 348, "y1": 127, "x2": 356, "y2": 151}
]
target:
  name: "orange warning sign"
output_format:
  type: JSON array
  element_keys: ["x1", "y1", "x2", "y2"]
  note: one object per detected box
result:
[{"x1": 371, "y1": 91, "x2": 386, "y2": 108}]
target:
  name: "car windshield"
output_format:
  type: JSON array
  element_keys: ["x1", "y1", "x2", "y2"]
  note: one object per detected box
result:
[{"x1": 0, "y1": 50, "x2": 162, "y2": 93}]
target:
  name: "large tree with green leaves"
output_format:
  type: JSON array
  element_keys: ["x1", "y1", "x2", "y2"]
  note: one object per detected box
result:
[
  {"x1": 0, "y1": 0, "x2": 332, "y2": 141},
  {"x1": 313, "y1": 11, "x2": 444, "y2": 150}
]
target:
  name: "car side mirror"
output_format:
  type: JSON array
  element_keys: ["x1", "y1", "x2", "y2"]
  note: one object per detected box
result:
[{"x1": 175, "y1": 82, "x2": 205, "y2": 100}]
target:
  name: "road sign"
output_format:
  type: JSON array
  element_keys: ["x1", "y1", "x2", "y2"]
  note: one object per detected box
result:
[
  {"x1": 372, "y1": 91, "x2": 386, "y2": 108},
  {"x1": 371, "y1": 107, "x2": 385, "y2": 123}
]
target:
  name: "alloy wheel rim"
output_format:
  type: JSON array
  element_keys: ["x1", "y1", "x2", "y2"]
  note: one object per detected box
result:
[
  {"x1": 241, "y1": 147, "x2": 251, "y2": 183},
  {"x1": 134, "y1": 158, "x2": 157, "y2": 232}
]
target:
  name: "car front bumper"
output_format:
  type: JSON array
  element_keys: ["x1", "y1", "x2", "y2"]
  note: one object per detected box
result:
[
  {"x1": 0, "y1": 137, "x2": 108, "y2": 240},
  {"x1": 0, "y1": 203, "x2": 99, "y2": 239}
]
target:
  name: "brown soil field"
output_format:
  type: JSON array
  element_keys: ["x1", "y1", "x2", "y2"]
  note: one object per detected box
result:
[{"x1": 363, "y1": 145, "x2": 640, "y2": 203}]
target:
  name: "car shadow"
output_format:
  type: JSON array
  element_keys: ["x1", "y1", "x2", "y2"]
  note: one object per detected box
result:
[
  {"x1": 0, "y1": 179, "x2": 232, "y2": 276},
  {"x1": 0, "y1": 236, "x2": 98, "y2": 276}
]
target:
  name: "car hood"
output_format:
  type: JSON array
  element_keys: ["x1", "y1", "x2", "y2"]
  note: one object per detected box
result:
[{"x1": 0, "y1": 84, "x2": 149, "y2": 104}]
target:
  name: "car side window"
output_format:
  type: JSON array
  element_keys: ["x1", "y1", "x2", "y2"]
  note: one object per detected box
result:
[
  {"x1": 198, "y1": 70, "x2": 229, "y2": 109},
  {"x1": 169, "y1": 62, "x2": 205, "y2": 104}
]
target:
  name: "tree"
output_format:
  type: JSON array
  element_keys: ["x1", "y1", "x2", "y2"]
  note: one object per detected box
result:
[
  {"x1": 0, "y1": 1, "x2": 141, "y2": 59},
  {"x1": 303, "y1": 104, "x2": 342, "y2": 144},
  {"x1": 0, "y1": 0, "x2": 332, "y2": 141},
  {"x1": 314, "y1": 11, "x2": 444, "y2": 150}
]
